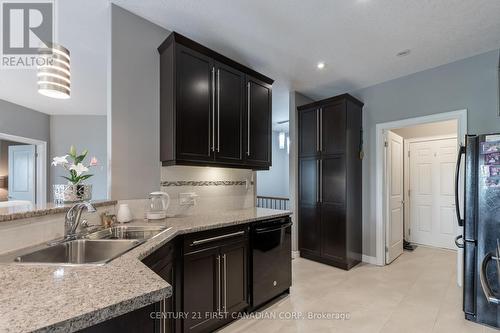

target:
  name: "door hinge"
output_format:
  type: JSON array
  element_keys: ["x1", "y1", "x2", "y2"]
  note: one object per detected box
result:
[
  {"x1": 408, "y1": 189, "x2": 411, "y2": 197},
  {"x1": 408, "y1": 228, "x2": 411, "y2": 236},
  {"x1": 384, "y1": 141, "x2": 388, "y2": 147},
  {"x1": 408, "y1": 150, "x2": 410, "y2": 157},
  {"x1": 385, "y1": 246, "x2": 388, "y2": 253}
]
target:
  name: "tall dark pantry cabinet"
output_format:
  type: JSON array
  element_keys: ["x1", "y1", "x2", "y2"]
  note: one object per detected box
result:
[{"x1": 298, "y1": 94, "x2": 363, "y2": 270}]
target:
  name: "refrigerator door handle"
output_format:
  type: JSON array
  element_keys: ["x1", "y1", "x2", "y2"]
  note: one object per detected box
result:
[
  {"x1": 455, "y1": 145, "x2": 465, "y2": 227},
  {"x1": 480, "y1": 252, "x2": 500, "y2": 305}
]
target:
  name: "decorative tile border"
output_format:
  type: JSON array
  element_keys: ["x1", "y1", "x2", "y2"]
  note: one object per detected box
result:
[{"x1": 161, "y1": 180, "x2": 253, "y2": 187}]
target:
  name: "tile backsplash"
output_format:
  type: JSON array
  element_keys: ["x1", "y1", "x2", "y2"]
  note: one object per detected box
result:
[{"x1": 119, "y1": 166, "x2": 256, "y2": 219}]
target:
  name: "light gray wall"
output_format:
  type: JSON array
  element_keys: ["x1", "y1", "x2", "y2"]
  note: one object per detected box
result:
[
  {"x1": 289, "y1": 91, "x2": 315, "y2": 252},
  {"x1": 350, "y1": 49, "x2": 500, "y2": 257},
  {"x1": 257, "y1": 131, "x2": 289, "y2": 198},
  {"x1": 0, "y1": 99, "x2": 50, "y2": 201},
  {"x1": 110, "y1": 5, "x2": 170, "y2": 199},
  {"x1": 50, "y1": 115, "x2": 107, "y2": 200},
  {"x1": 0, "y1": 99, "x2": 50, "y2": 142}
]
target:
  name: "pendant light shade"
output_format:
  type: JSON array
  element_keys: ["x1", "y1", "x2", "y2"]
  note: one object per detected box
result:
[{"x1": 37, "y1": 43, "x2": 71, "y2": 99}]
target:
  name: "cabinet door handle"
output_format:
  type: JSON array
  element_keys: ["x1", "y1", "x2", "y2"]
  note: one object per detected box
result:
[
  {"x1": 223, "y1": 253, "x2": 227, "y2": 312},
  {"x1": 247, "y1": 82, "x2": 251, "y2": 156},
  {"x1": 217, "y1": 255, "x2": 221, "y2": 312},
  {"x1": 190, "y1": 230, "x2": 245, "y2": 246},
  {"x1": 217, "y1": 69, "x2": 220, "y2": 153},
  {"x1": 316, "y1": 109, "x2": 319, "y2": 152},
  {"x1": 319, "y1": 108, "x2": 323, "y2": 152},
  {"x1": 162, "y1": 298, "x2": 166, "y2": 333},
  {"x1": 316, "y1": 160, "x2": 320, "y2": 203},
  {"x1": 159, "y1": 296, "x2": 163, "y2": 333},
  {"x1": 211, "y1": 67, "x2": 215, "y2": 152},
  {"x1": 320, "y1": 160, "x2": 323, "y2": 203}
]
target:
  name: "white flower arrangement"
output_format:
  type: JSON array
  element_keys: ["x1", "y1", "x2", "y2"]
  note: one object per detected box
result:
[{"x1": 52, "y1": 145, "x2": 98, "y2": 184}]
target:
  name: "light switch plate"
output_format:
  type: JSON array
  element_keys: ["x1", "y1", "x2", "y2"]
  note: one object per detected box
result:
[{"x1": 179, "y1": 192, "x2": 198, "y2": 206}]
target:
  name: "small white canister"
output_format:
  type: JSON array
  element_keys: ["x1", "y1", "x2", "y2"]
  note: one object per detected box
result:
[{"x1": 116, "y1": 204, "x2": 133, "y2": 223}]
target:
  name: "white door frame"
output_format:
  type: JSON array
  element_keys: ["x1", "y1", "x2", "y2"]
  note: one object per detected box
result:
[
  {"x1": 0, "y1": 132, "x2": 47, "y2": 204},
  {"x1": 403, "y1": 135, "x2": 458, "y2": 244},
  {"x1": 375, "y1": 109, "x2": 467, "y2": 266}
]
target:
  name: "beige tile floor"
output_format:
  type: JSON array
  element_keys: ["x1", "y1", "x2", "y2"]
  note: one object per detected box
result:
[{"x1": 219, "y1": 247, "x2": 498, "y2": 333}]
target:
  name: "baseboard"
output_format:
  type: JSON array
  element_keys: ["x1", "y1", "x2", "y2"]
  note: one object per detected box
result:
[
  {"x1": 295, "y1": 251, "x2": 378, "y2": 266},
  {"x1": 362, "y1": 255, "x2": 378, "y2": 265}
]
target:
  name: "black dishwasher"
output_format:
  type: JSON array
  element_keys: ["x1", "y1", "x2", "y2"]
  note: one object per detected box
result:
[{"x1": 250, "y1": 217, "x2": 292, "y2": 309}]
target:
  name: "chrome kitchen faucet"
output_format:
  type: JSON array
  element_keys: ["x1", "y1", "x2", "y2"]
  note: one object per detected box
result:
[{"x1": 64, "y1": 202, "x2": 97, "y2": 240}]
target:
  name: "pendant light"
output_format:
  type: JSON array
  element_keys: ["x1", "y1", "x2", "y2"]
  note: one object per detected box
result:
[{"x1": 37, "y1": 43, "x2": 71, "y2": 99}]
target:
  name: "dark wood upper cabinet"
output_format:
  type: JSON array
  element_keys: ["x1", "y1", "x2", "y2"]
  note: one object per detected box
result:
[
  {"x1": 159, "y1": 32, "x2": 273, "y2": 170},
  {"x1": 298, "y1": 94, "x2": 363, "y2": 270},
  {"x1": 321, "y1": 101, "x2": 346, "y2": 155},
  {"x1": 298, "y1": 107, "x2": 318, "y2": 157},
  {"x1": 214, "y1": 62, "x2": 244, "y2": 163},
  {"x1": 175, "y1": 45, "x2": 215, "y2": 162},
  {"x1": 245, "y1": 76, "x2": 272, "y2": 167}
]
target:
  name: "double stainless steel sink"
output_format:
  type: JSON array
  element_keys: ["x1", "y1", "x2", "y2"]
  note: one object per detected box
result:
[
  {"x1": 85, "y1": 225, "x2": 168, "y2": 241},
  {"x1": 14, "y1": 225, "x2": 169, "y2": 265}
]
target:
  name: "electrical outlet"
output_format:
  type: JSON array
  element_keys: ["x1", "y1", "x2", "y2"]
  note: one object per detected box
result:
[{"x1": 179, "y1": 192, "x2": 198, "y2": 207}]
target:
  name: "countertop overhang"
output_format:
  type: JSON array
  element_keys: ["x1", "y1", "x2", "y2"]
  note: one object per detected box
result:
[
  {"x1": 0, "y1": 207, "x2": 291, "y2": 333},
  {"x1": 0, "y1": 200, "x2": 117, "y2": 223}
]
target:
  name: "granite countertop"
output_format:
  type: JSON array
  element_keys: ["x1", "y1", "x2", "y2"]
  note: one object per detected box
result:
[
  {"x1": 0, "y1": 200, "x2": 117, "y2": 223},
  {"x1": 0, "y1": 207, "x2": 291, "y2": 333}
]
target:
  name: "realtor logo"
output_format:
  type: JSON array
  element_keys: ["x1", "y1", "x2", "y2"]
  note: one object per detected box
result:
[{"x1": 1, "y1": 0, "x2": 55, "y2": 67}]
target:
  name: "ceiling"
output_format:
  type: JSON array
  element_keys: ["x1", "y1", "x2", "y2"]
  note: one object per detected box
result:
[
  {"x1": 115, "y1": 0, "x2": 500, "y2": 121},
  {"x1": 0, "y1": 0, "x2": 499, "y2": 120}
]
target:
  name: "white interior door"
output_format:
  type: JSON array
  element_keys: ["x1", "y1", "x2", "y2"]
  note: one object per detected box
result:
[
  {"x1": 409, "y1": 138, "x2": 457, "y2": 249},
  {"x1": 8, "y1": 145, "x2": 36, "y2": 203},
  {"x1": 386, "y1": 131, "x2": 404, "y2": 264}
]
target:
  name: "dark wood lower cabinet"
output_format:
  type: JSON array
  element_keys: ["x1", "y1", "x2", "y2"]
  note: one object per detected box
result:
[
  {"x1": 79, "y1": 303, "x2": 156, "y2": 333},
  {"x1": 156, "y1": 261, "x2": 175, "y2": 333},
  {"x1": 298, "y1": 205, "x2": 321, "y2": 256},
  {"x1": 80, "y1": 220, "x2": 291, "y2": 333},
  {"x1": 182, "y1": 228, "x2": 249, "y2": 333},
  {"x1": 220, "y1": 240, "x2": 248, "y2": 315},
  {"x1": 183, "y1": 246, "x2": 221, "y2": 333}
]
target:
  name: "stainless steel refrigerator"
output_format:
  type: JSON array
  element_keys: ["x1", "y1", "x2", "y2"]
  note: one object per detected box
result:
[{"x1": 457, "y1": 134, "x2": 500, "y2": 328}]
